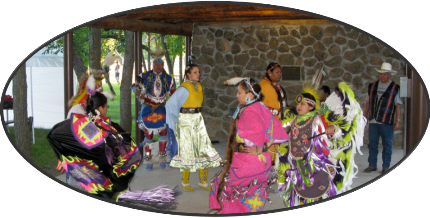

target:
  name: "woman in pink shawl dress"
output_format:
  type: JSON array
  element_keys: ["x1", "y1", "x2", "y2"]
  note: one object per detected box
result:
[{"x1": 208, "y1": 78, "x2": 289, "y2": 214}]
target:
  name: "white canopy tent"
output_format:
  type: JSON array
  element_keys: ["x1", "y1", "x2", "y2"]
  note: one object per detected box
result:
[{"x1": 5, "y1": 47, "x2": 77, "y2": 141}]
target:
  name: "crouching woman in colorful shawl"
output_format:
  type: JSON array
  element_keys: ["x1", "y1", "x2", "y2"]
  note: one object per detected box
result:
[
  {"x1": 47, "y1": 92, "x2": 179, "y2": 210},
  {"x1": 165, "y1": 64, "x2": 222, "y2": 192},
  {"x1": 208, "y1": 78, "x2": 289, "y2": 214}
]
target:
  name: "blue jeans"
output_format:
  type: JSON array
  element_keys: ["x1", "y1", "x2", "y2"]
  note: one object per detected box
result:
[{"x1": 367, "y1": 123, "x2": 394, "y2": 169}]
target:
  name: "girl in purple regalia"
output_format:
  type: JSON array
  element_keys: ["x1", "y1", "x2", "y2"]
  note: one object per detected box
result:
[{"x1": 208, "y1": 77, "x2": 289, "y2": 214}]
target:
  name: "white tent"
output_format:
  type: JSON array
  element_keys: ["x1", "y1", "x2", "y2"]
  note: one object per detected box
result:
[{"x1": 5, "y1": 47, "x2": 77, "y2": 135}]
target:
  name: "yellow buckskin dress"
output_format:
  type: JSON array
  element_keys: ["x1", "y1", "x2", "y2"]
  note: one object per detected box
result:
[{"x1": 167, "y1": 81, "x2": 222, "y2": 191}]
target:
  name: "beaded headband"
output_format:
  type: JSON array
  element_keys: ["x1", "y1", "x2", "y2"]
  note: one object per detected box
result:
[
  {"x1": 245, "y1": 78, "x2": 259, "y2": 97},
  {"x1": 154, "y1": 58, "x2": 164, "y2": 64},
  {"x1": 296, "y1": 94, "x2": 316, "y2": 106},
  {"x1": 267, "y1": 63, "x2": 280, "y2": 72}
]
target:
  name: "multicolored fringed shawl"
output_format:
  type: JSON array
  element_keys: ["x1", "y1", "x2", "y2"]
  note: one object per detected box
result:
[{"x1": 209, "y1": 152, "x2": 278, "y2": 214}]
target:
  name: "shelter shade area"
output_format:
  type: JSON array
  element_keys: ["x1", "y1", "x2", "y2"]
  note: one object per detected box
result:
[
  {"x1": 88, "y1": 3, "x2": 426, "y2": 154},
  {"x1": 7, "y1": 4, "x2": 426, "y2": 155}
]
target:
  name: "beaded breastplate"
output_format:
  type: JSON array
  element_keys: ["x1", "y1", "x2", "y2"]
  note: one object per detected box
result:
[{"x1": 290, "y1": 116, "x2": 314, "y2": 160}]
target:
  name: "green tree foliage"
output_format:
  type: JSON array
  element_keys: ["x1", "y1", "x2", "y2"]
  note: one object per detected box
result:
[
  {"x1": 44, "y1": 27, "x2": 185, "y2": 78},
  {"x1": 44, "y1": 27, "x2": 127, "y2": 67}
]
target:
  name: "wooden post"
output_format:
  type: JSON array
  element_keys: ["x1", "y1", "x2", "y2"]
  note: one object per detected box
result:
[
  {"x1": 406, "y1": 65, "x2": 429, "y2": 154},
  {"x1": 185, "y1": 36, "x2": 191, "y2": 65},
  {"x1": 64, "y1": 32, "x2": 74, "y2": 119},
  {"x1": 134, "y1": 31, "x2": 143, "y2": 150},
  {"x1": 148, "y1": 33, "x2": 151, "y2": 70}
]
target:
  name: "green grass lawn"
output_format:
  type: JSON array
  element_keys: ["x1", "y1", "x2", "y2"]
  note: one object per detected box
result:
[
  {"x1": 6, "y1": 83, "x2": 153, "y2": 177},
  {"x1": 7, "y1": 127, "x2": 58, "y2": 171},
  {"x1": 103, "y1": 82, "x2": 158, "y2": 141},
  {"x1": 103, "y1": 83, "x2": 137, "y2": 139}
]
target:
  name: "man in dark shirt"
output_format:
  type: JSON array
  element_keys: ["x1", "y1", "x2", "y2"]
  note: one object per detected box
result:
[{"x1": 363, "y1": 63, "x2": 402, "y2": 174}]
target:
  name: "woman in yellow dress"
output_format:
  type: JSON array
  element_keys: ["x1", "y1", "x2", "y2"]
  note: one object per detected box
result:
[
  {"x1": 259, "y1": 62, "x2": 288, "y2": 163},
  {"x1": 166, "y1": 64, "x2": 222, "y2": 191}
]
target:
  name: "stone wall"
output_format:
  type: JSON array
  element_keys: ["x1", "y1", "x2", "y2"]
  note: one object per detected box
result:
[{"x1": 192, "y1": 23, "x2": 405, "y2": 148}]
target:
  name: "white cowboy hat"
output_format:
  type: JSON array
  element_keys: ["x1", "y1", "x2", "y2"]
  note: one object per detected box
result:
[{"x1": 375, "y1": 62, "x2": 397, "y2": 75}]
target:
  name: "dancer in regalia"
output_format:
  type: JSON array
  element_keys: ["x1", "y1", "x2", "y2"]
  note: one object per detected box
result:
[
  {"x1": 277, "y1": 70, "x2": 366, "y2": 207},
  {"x1": 132, "y1": 47, "x2": 176, "y2": 170},
  {"x1": 165, "y1": 64, "x2": 222, "y2": 191},
  {"x1": 47, "y1": 92, "x2": 180, "y2": 210},
  {"x1": 208, "y1": 77, "x2": 289, "y2": 214},
  {"x1": 67, "y1": 69, "x2": 113, "y2": 119},
  {"x1": 259, "y1": 62, "x2": 288, "y2": 165}
]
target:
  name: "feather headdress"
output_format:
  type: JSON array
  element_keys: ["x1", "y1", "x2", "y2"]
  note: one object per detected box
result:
[
  {"x1": 311, "y1": 67, "x2": 326, "y2": 90},
  {"x1": 295, "y1": 66, "x2": 326, "y2": 111},
  {"x1": 150, "y1": 47, "x2": 166, "y2": 63},
  {"x1": 224, "y1": 77, "x2": 259, "y2": 97},
  {"x1": 68, "y1": 74, "x2": 89, "y2": 107},
  {"x1": 68, "y1": 68, "x2": 114, "y2": 108},
  {"x1": 223, "y1": 77, "x2": 247, "y2": 85}
]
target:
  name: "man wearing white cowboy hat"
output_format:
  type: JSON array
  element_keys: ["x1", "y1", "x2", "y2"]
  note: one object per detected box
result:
[{"x1": 363, "y1": 62, "x2": 402, "y2": 174}]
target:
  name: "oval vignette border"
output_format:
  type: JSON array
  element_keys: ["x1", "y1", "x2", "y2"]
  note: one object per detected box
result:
[{"x1": 0, "y1": 1, "x2": 429, "y2": 217}]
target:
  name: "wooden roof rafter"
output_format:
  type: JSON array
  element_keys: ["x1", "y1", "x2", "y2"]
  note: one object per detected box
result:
[
  {"x1": 88, "y1": 17, "x2": 193, "y2": 36},
  {"x1": 87, "y1": 4, "x2": 331, "y2": 36}
]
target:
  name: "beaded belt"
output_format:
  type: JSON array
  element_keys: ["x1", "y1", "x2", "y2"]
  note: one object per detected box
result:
[
  {"x1": 180, "y1": 107, "x2": 202, "y2": 113},
  {"x1": 143, "y1": 101, "x2": 165, "y2": 108},
  {"x1": 235, "y1": 143, "x2": 268, "y2": 153}
]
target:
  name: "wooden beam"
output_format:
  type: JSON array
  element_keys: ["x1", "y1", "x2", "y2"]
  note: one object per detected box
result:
[
  {"x1": 145, "y1": 15, "x2": 319, "y2": 24},
  {"x1": 131, "y1": 10, "x2": 315, "y2": 21},
  {"x1": 194, "y1": 19, "x2": 336, "y2": 26},
  {"x1": 120, "y1": 4, "x2": 289, "y2": 19},
  {"x1": 88, "y1": 17, "x2": 192, "y2": 36},
  {"x1": 122, "y1": 8, "x2": 306, "y2": 20}
]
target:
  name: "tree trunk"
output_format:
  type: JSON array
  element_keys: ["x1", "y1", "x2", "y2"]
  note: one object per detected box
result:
[
  {"x1": 172, "y1": 55, "x2": 176, "y2": 70},
  {"x1": 72, "y1": 42, "x2": 87, "y2": 81},
  {"x1": 13, "y1": 65, "x2": 32, "y2": 161},
  {"x1": 142, "y1": 50, "x2": 147, "y2": 72},
  {"x1": 179, "y1": 52, "x2": 183, "y2": 84},
  {"x1": 89, "y1": 27, "x2": 102, "y2": 70},
  {"x1": 147, "y1": 33, "x2": 151, "y2": 70},
  {"x1": 89, "y1": 27, "x2": 116, "y2": 95},
  {"x1": 120, "y1": 31, "x2": 134, "y2": 132},
  {"x1": 161, "y1": 35, "x2": 174, "y2": 75},
  {"x1": 103, "y1": 67, "x2": 116, "y2": 95}
]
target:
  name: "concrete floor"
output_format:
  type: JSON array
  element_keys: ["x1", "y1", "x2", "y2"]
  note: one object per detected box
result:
[{"x1": 56, "y1": 141, "x2": 403, "y2": 214}]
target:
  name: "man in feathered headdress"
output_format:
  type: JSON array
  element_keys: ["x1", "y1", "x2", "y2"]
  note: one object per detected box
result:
[{"x1": 132, "y1": 47, "x2": 176, "y2": 170}]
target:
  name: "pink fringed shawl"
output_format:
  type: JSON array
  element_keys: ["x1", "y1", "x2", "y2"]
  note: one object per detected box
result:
[
  {"x1": 237, "y1": 102, "x2": 289, "y2": 147},
  {"x1": 209, "y1": 151, "x2": 274, "y2": 213}
]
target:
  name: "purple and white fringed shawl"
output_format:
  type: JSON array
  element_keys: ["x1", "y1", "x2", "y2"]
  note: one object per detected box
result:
[{"x1": 118, "y1": 185, "x2": 181, "y2": 210}]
